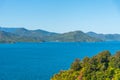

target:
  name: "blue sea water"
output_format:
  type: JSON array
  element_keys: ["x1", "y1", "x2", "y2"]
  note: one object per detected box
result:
[{"x1": 0, "y1": 42, "x2": 120, "y2": 80}]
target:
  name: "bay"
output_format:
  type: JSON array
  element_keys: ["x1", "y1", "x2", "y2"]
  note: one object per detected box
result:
[{"x1": 0, "y1": 42, "x2": 120, "y2": 80}]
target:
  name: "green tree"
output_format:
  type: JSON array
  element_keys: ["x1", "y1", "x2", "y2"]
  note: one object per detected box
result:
[{"x1": 71, "y1": 59, "x2": 82, "y2": 71}]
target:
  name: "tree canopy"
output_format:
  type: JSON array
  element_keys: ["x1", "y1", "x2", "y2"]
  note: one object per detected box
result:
[{"x1": 51, "y1": 50, "x2": 120, "y2": 80}]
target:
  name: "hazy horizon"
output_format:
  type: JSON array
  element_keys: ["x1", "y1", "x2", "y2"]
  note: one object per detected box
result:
[{"x1": 0, "y1": 0, "x2": 120, "y2": 33}]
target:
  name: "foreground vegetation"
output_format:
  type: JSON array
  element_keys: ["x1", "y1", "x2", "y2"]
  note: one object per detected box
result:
[{"x1": 51, "y1": 51, "x2": 120, "y2": 80}]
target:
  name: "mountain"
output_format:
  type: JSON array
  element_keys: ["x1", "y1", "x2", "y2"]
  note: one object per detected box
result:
[
  {"x1": 0, "y1": 31, "x2": 16, "y2": 43},
  {"x1": 2, "y1": 27, "x2": 120, "y2": 42},
  {"x1": 87, "y1": 32, "x2": 120, "y2": 41},
  {"x1": 48, "y1": 31, "x2": 101, "y2": 42},
  {"x1": 0, "y1": 27, "x2": 58, "y2": 39},
  {"x1": 0, "y1": 30, "x2": 43, "y2": 43},
  {"x1": 0, "y1": 27, "x2": 102, "y2": 43}
]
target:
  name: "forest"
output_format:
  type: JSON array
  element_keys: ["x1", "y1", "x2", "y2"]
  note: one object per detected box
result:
[{"x1": 51, "y1": 51, "x2": 120, "y2": 80}]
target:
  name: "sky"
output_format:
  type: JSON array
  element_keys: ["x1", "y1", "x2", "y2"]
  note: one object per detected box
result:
[{"x1": 0, "y1": 0, "x2": 120, "y2": 33}]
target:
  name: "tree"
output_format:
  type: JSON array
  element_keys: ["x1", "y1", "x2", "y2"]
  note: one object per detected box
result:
[{"x1": 71, "y1": 58, "x2": 82, "y2": 71}]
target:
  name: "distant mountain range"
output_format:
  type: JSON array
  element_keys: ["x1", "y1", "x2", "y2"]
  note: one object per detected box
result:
[
  {"x1": 0, "y1": 27, "x2": 102, "y2": 43},
  {"x1": 87, "y1": 32, "x2": 120, "y2": 41},
  {"x1": 1, "y1": 27, "x2": 120, "y2": 43}
]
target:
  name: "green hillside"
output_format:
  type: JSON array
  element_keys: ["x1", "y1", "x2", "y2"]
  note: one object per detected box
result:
[
  {"x1": 0, "y1": 31, "x2": 43, "y2": 43},
  {"x1": 47, "y1": 31, "x2": 101, "y2": 42},
  {"x1": 87, "y1": 32, "x2": 120, "y2": 41},
  {"x1": 0, "y1": 28, "x2": 102, "y2": 43},
  {"x1": 51, "y1": 51, "x2": 120, "y2": 80}
]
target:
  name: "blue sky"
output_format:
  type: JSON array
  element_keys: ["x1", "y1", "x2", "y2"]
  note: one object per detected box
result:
[{"x1": 0, "y1": 0, "x2": 120, "y2": 33}]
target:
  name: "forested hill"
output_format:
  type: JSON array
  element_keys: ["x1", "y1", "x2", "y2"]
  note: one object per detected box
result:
[
  {"x1": 0, "y1": 31, "x2": 43, "y2": 43},
  {"x1": 2, "y1": 27, "x2": 120, "y2": 43},
  {"x1": 51, "y1": 51, "x2": 120, "y2": 80},
  {"x1": 0, "y1": 27, "x2": 101, "y2": 43},
  {"x1": 87, "y1": 32, "x2": 120, "y2": 41}
]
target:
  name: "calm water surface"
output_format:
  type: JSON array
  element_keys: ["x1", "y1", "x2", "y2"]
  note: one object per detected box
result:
[{"x1": 0, "y1": 42, "x2": 120, "y2": 80}]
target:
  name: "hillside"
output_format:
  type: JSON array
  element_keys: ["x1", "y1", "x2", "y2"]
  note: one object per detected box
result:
[
  {"x1": 0, "y1": 31, "x2": 43, "y2": 43},
  {"x1": 0, "y1": 31, "x2": 16, "y2": 43},
  {"x1": 48, "y1": 31, "x2": 101, "y2": 42},
  {"x1": 87, "y1": 32, "x2": 120, "y2": 41},
  {"x1": 51, "y1": 51, "x2": 120, "y2": 80},
  {"x1": 0, "y1": 27, "x2": 58, "y2": 38},
  {"x1": 0, "y1": 27, "x2": 101, "y2": 42}
]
